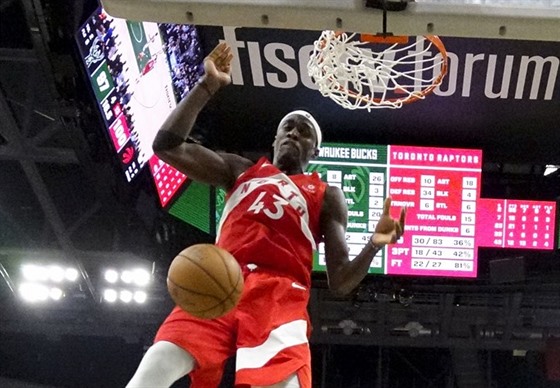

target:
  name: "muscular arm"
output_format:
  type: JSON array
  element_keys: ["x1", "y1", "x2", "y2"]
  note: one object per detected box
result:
[
  {"x1": 320, "y1": 186, "x2": 382, "y2": 296},
  {"x1": 152, "y1": 42, "x2": 253, "y2": 190},
  {"x1": 321, "y1": 188, "x2": 406, "y2": 296},
  {"x1": 156, "y1": 142, "x2": 253, "y2": 190}
]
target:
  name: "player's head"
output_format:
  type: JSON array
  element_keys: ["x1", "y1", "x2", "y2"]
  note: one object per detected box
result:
[{"x1": 272, "y1": 110, "x2": 322, "y2": 172}]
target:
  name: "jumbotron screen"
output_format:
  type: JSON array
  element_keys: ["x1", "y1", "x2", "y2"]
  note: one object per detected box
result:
[
  {"x1": 309, "y1": 143, "x2": 557, "y2": 278},
  {"x1": 75, "y1": 7, "x2": 204, "y2": 206}
]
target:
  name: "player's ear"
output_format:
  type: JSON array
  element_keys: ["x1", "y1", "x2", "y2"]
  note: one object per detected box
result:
[{"x1": 312, "y1": 147, "x2": 320, "y2": 158}]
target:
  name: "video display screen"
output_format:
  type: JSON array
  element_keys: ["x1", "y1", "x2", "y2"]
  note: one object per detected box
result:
[
  {"x1": 75, "y1": 8, "x2": 204, "y2": 206},
  {"x1": 477, "y1": 198, "x2": 556, "y2": 250},
  {"x1": 310, "y1": 143, "x2": 557, "y2": 278}
]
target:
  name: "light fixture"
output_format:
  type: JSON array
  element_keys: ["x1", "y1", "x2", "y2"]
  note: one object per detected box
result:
[
  {"x1": 21, "y1": 264, "x2": 79, "y2": 284},
  {"x1": 19, "y1": 283, "x2": 49, "y2": 302},
  {"x1": 104, "y1": 269, "x2": 119, "y2": 283},
  {"x1": 121, "y1": 270, "x2": 134, "y2": 284},
  {"x1": 103, "y1": 288, "x2": 118, "y2": 303},
  {"x1": 133, "y1": 291, "x2": 147, "y2": 304},
  {"x1": 65, "y1": 267, "x2": 79, "y2": 282},
  {"x1": 338, "y1": 319, "x2": 358, "y2": 336},
  {"x1": 544, "y1": 165, "x2": 559, "y2": 176},
  {"x1": 17, "y1": 263, "x2": 78, "y2": 304},
  {"x1": 48, "y1": 266, "x2": 65, "y2": 283},
  {"x1": 49, "y1": 287, "x2": 64, "y2": 300},
  {"x1": 103, "y1": 267, "x2": 151, "y2": 286},
  {"x1": 120, "y1": 289, "x2": 133, "y2": 303},
  {"x1": 132, "y1": 268, "x2": 151, "y2": 287},
  {"x1": 21, "y1": 264, "x2": 48, "y2": 282}
]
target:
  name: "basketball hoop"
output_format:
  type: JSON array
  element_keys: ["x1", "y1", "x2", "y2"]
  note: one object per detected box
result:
[{"x1": 307, "y1": 31, "x2": 448, "y2": 110}]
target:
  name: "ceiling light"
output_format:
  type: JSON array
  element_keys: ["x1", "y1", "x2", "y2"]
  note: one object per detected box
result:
[
  {"x1": 103, "y1": 289, "x2": 118, "y2": 303},
  {"x1": 132, "y1": 269, "x2": 151, "y2": 287},
  {"x1": 544, "y1": 165, "x2": 559, "y2": 176},
  {"x1": 104, "y1": 269, "x2": 119, "y2": 284},
  {"x1": 48, "y1": 266, "x2": 65, "y2": 282},
  {"x1": 49, "y1": 287, "x2": 64, "y2": 300},
  {"x1": 121, "y1": 270, "x2": 134, "y2": 284},
  {"x1": 21, "y1": 264, "x2": 47, "y2": 282},
  {"x1": 65, "y1": 268, "x2": 79, "y2": 282},
  {"x1": 120, "y1": 290, "x2": 133, "y2": 303},
  {"x1": 19, "y1": 282, "x2": 49, "y2": 302},
  {"x1": 133, "y1": 291, "x2": 147, "y2": 304}
]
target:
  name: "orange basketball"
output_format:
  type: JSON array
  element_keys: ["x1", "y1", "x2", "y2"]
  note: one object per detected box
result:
[{"x1": 167, "y1": 244, "x2": 244, "y2": 319}]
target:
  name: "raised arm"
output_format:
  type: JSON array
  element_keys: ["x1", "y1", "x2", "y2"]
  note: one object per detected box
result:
[
  {"x1": 152, "y1": 42, "x2": 253, "y2": 190},
  {"x1": 321, "y1": 188, "x2": 406, "y2": 296}
]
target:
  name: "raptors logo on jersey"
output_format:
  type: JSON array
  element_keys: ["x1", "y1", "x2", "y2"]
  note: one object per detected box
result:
[{"x1": 216, "y1": 158, "x2": 327, "y2": 287}]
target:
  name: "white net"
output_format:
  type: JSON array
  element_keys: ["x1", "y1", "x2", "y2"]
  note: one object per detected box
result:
[{"x1": 307, "y1": 31, "x2": 448, "y2": 110}]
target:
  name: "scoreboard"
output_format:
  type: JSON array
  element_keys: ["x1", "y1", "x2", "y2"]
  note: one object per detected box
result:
[
  {"x1": 309, "y1": 143, "x2": 557, "y2": 278},
  {"x1": 478, "y1": 199, "x2": 556, "y2": 250},
  {"x1": 76, "y1": 7, "x2": 204, "y2": 207},
  {"x1": 76, "y1": 11, "x2": 176, "y2": 184}
]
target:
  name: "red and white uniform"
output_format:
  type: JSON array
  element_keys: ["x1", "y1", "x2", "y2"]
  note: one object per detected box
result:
[{"x1": 155, "y1": 157, "x2": 327, "y2": 387}]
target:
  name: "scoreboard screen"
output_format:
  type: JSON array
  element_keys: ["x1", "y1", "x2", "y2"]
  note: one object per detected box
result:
[
  {"x1": 477, "y1": 199, "x2": 556, "y2": 250},
  {"x1": 309, "y1": 143, "x2": 557, "y2": 278},
  {"x1": 76, "y1": 8, "x2": 204, "y2": 206}
]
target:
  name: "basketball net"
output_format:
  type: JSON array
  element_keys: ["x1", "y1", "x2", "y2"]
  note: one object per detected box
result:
[{"x1": 307, "y1": 31, "x2": 448, "y2": 110}]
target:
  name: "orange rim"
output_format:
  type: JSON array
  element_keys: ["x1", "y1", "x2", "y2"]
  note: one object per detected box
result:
[
  {"x1": 315, "y1": 34, "x2": 448, "y2": 106},
  {"x1": 360, "y1": 33, "x2": 410, "y2": 44}
]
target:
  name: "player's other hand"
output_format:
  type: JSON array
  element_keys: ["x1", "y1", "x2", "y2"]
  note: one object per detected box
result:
[
  {"x1": 202, "y1": 42, "x2": 233, "y2": 93},
  {"x1": 371, "y1": 197, "x2": 406, "y2": 247}
]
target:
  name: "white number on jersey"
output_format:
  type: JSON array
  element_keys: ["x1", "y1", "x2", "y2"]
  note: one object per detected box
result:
[{"x1": 248, "y1": 192, "x2": 290, "y2": 220}]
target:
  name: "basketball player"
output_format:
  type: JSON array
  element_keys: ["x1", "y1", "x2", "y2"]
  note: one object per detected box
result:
[{"x1": 127, "y1": 42, "x2": 406, "y2": 388}]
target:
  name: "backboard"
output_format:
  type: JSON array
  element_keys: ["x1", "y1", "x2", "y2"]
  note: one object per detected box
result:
[{"x1": 100, "y1": 0, "x2": 560, "y2": 41}]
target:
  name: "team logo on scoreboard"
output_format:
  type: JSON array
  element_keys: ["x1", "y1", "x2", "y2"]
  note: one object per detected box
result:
[
  {"x1": 121, "y1": 145, "x2": 135, "y2": 165},
  {"x1": 84, "y1": 36, "x2": 105, "y2": 67}
]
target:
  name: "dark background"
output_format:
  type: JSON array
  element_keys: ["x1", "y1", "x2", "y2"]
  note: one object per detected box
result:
[{"x1": 0, "y1": 0, "x2": 559, "y2": 387}]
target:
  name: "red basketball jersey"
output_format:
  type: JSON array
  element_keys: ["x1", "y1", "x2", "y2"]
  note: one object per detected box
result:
[{"x1": 216, "y1": 157, "x2": 327, "y2": 288}]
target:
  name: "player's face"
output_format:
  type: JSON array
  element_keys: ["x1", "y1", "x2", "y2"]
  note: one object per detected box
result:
[{"x1": 273, "y1": 115, "x2": 318, "y2": 171}]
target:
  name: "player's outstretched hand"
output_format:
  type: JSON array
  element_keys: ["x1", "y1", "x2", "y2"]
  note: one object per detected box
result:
[
  {"x1": 203, "y1": 42, "x2": 233, "y2": 93},
  {"x1": 371, "y1": 197, "x2": 406, "y2": 247}
]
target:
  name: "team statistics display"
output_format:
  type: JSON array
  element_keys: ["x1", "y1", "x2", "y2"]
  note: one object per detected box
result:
[{"x1": 309, "y1": 143, "x2": 557, "y2": 278}]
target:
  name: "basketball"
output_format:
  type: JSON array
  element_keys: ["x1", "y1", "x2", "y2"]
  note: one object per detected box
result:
[{"x1": 166, "y1": 244, "x2": 244, "y2": 319}]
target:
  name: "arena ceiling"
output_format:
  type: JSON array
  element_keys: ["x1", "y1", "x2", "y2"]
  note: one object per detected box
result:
[{"x1": 0, "y1": 1, "x2": 559, "y2": 386}]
